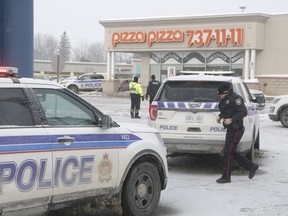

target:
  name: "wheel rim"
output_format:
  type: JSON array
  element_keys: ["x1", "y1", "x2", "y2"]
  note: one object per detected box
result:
[
  {"x1": 69, "y1": 86, "x2": 77, "y2": 93},
  {"x1": 133, "y1": 173, "x2": 153, "y2": 209}
]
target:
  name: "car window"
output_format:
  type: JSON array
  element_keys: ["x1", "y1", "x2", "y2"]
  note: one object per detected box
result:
[
  {"x1": 157, "y1": 81, "x2": 222, "y2": 102},
  {"x1": 34, "y1": 88, "x2": 98, "y2": 126},
  {"x1": 79, "y1": 74, "x2": 90, "y2": 80},
  {"x1": 90, "y1": 74, "x2": 104, "y2": 79},
  {"x1": 0, "y1": 88, "x2": 34, "y2": 126}
]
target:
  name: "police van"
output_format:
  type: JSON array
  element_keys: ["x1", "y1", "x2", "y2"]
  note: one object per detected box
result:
[
  {"x1": 148, "y1": 74, "x2": 260, "y2": 161},
  {"x1": 0, "y1": 67, "x2": 168, "y2": 216},
  {"x1": 60, "y1": 72, "x2": 105, "y2": 93}
]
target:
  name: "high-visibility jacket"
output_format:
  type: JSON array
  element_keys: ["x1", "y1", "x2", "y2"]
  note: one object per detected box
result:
[{"x1": 129, "y1": 81, "x2": 144, "y2": 96}]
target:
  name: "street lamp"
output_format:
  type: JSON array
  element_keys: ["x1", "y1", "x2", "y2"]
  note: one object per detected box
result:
[{"x1": 239, "y1": 6, "x2": 246, "y2": 13}]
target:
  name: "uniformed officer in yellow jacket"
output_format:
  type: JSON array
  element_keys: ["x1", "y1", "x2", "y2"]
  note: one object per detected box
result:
[{"x1": 129, "y1": 76, "x2": 144, "y2": 118}]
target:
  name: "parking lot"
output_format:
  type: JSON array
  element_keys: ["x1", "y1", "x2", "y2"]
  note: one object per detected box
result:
[{"x1": 82, "y1": 94, "x2": 288, "y2": 216}]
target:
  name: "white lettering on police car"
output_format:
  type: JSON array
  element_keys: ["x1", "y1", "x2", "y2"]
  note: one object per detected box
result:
[{"x1": 121, "y1": 134, "x2": 130, "y2": 140}]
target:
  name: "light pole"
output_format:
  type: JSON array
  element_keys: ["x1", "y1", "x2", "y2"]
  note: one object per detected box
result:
[{"x1": 239, "y1": 6, "x2": 246, "y2": 13}]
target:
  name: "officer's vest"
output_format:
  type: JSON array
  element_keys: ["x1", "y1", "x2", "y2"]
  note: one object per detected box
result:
[{"x1": 129, "y1": 82, "x2": 141, "y2": 94}]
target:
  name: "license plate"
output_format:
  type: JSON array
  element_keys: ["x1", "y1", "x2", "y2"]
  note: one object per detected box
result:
[{"x1": 185, "y1": 113, "x2": 203, "y2": 123}]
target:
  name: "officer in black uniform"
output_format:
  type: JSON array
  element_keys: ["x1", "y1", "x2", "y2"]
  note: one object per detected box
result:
[
  {"x1": 216, "y1": 83, "x2": 259, "y2": 183},
  {"x1": 145, "y1": 75, "x2": 161, "y2": 104}
]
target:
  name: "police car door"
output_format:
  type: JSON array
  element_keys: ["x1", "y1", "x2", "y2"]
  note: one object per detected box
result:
[
  {"x1": 31, "y1": 87, "x2": 118, "y2": 203},
  {"x1": 0, "y1": 86, "x2": 53, "y2": 212}
]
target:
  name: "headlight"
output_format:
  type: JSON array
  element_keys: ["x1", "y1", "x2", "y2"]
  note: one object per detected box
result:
[{"x1": 272, "y1": 98, "x2": 281, "y2": 104}]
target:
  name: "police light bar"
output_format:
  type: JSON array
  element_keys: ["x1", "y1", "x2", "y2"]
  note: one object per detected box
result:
[{"x1": 0, "y1": 67, "x2": 18, "y2": 77}]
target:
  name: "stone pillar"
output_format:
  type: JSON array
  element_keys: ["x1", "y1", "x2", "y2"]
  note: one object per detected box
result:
[
  {"x1": 244, "y1": 49, "x2": 250, "y2": 81},
  {"x1": 106, "y1": 52, "x2": 111, "y2": 81},
  {"x1": 250, "y1": 49, "x2": 256, "y2": 81},
  {"x1": 111, "y1": 51, "x2": 115, "y2": 80},
  {"x1": 103, "y1": 51, "x2": 118, "y2": 93}
]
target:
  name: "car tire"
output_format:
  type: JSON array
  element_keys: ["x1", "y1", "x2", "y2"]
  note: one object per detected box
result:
[
  {"x1": 254, "y1": 131, "x2": 260, "y2": 150},
  {"x1": 68, "y1": 85, "x2": 78, "y2": 93},
  {"x1": 122, "y1": 162, "x2": 161, "y2": 216},
  {"x1": 280, "y1": 107, "x2": 288, "y2": 128}
]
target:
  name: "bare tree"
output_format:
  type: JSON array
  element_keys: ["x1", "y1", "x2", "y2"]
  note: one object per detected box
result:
[
  {"x1": 115, "y1": 52, "x2": 133, "y2": 63},
  {"x1": 34, "y1": 33, "x2": 58, "y2": 60},
  {"x1": 73, "y1": 42, "x2": 106, "y2": 63},
  {"x1": 87, "y1": 42, "x2": 106, "y2": 63},
  {"x1": 72, "y1": 42, "x2": 90, "y2": 62}
]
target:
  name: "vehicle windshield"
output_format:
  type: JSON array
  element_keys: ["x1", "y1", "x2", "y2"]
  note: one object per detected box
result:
[{"x1": 157, "y1": 81, "x2": 227, "y2": 102}]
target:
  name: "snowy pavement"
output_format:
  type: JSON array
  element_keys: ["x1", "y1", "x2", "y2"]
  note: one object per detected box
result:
[{"x1": 82, "y1": 94, "x2": 288, "y2": 216}]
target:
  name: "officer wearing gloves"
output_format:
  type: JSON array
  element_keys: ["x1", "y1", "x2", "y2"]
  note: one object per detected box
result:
[
  {"x1": 129, "y1": 76, "x2": 144, "y2": 118},
  {"x1": 216, "y1": 83, "x2": 259, "y2": 183},
  {"x1": 146, "y1": 75, "x2": 161, "y2": 104}
]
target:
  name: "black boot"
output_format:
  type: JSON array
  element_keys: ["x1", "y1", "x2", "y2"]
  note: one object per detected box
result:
[
  {"x1": 135, "y1": 113, "x2": 141, "y2": 119},
  {"x1": 249, "y1": 163, "x2": 259, "y2": 179},
  {"x1": 216, "y1": 177, "x2": 231, "y2": 183},
  {"x1": 130, "y1": 112, "x2": 134, "y2": 119}
]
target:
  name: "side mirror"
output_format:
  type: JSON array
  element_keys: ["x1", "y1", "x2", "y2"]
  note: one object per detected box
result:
[
  {"x1": 100, "y1": 115, "x2": 113, "y2": 129},
  {"x1": 252, "y1": 94, "x2": 266, "y2": 110}
]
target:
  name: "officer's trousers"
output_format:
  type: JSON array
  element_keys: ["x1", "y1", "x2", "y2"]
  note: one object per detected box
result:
[
  {"x1": 130, "y1": 93, "x2": 141, "y2": 118},
  {"x1": 222, "y1": 127, "x2": 254, "y2": 180}
]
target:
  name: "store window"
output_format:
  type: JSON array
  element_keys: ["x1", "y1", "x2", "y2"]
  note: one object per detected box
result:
[{"x1": 150, "y1": 51, "x2": 244, "y2": 80}]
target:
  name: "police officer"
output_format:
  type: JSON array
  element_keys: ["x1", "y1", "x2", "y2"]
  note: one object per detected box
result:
[
  {"x1": 129, "y1": 76, "x2": 144, "y2": 118},
  {"x1": 216, "y1": 83, "x2": 259, "y2": 183},
  {"x1": 146, "y1": 75, "x2": 161, "y2": 104}
]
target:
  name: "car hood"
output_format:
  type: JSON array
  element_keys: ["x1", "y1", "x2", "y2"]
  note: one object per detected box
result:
[{"x1": 118, "y1": 123, "x2": 158, "y2": 133}]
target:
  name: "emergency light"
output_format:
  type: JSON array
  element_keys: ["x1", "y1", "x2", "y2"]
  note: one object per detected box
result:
[{"x1": 0, "y1": 67, "x2": 18, "y2": 77}]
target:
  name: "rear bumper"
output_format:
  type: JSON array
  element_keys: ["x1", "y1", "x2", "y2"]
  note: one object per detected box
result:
[
  {"x1": 163, "y1": 137, "x2": 224, "y2": 155},
  {"x1": 163, "y1": 137, "x2": 251, "y2": 155}
]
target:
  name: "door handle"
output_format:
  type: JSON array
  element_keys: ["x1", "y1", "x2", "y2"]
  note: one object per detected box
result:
[{"x1": 57, "y1": 135, "x2": 75, "y2": 146}]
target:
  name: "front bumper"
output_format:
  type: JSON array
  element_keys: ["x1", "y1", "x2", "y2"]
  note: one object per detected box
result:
[{"x1": 269, "y1": 113, "x2": 278, "y2": 121}]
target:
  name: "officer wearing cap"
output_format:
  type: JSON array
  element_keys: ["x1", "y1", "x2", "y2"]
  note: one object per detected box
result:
[
  {"x1": 129, "y1": 76, "x2": 144, "y2": 118},
  {"x1": 216, "y1": 82, "x2": 259, "y2": 183},
  {"x1": 145, "y1": 75, "x2": 161, "y2": 104}
]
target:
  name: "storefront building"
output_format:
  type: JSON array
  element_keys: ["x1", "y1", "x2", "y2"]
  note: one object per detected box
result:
[{"x1": 100, "y1": 13, "x2": 288, "y2": 96}]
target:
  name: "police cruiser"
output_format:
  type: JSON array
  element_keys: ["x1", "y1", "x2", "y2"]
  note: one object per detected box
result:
[
  {"x1": 60, "y1": 72, "x2": 105, "y2": 93},
  {"x1": 0, "y1": 67, "x2": 168, "y2": 216},
  {"x1": 148, "y1": 74, "x2": 260, "y2": 160},
  {"x1": 269, "y1": 95, "x2": 288, "y2": 127}
]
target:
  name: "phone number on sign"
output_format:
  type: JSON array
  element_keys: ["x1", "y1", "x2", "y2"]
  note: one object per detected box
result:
[{"x1": 111, "y1": 28, "x2": 244, "y2": 47}]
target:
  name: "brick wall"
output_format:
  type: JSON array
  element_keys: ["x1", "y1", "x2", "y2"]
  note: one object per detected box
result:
[{"x1": 246, "y1": 77, "x2": 288, "y2": 96}]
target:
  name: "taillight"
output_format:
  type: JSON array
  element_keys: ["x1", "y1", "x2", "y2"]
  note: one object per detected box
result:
[{"x1": 149, "y1": 105, "x2": 158, "y2": 121}]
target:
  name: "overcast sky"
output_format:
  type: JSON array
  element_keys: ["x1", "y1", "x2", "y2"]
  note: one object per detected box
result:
[{"x1": 34, "y1": 0, "x2": 288, "y2": 46}]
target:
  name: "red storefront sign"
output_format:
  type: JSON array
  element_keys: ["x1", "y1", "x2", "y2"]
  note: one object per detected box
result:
[{"x1": 111, "y1": 28, "x2": 243, "y2": 47}]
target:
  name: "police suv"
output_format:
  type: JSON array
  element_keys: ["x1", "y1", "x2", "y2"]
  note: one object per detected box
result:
[
  {"x1": 0, "y1": 67, "x2": 168, "y2": 216},
  {"x1": 60, "y1": 72, "x2": 105, "y2": 93},
  {"x1": 148, "y1": 74, "x2": 260, "y2": 160},
  {"x1": 269, "y1": 95, "x2": 288, "y2": 127}
]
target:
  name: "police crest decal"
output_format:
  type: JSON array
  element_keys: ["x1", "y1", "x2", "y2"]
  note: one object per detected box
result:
[{"x1": 98, "y1": 153, "x2": 112, "y2": 183}]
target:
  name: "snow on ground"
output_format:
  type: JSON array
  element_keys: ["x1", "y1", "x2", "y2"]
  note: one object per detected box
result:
[{"x1": 82, "y1": 94, "x2": 288, "y2": 216}]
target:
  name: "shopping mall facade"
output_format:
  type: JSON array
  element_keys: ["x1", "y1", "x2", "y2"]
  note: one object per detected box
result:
[{"x1": 100, "y1": 13, "x2": 288, "y2": 96}]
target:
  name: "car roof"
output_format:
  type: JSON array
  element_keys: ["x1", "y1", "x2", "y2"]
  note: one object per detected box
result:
[
  {"x1": 163, "y1": 75, "x2": 240, "y2": 83},
  {"x1": 0, "y1": 77, "x2": 63, "y2": 87},
  {"x1": 249, "y1": 89, "x2": 264, "y2": 94}
]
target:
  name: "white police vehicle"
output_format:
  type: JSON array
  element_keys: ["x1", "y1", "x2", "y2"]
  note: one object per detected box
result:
[
  {"x1": 60, "y1": 72, "x2": 105, "y2": 93},
  {"x1": 269, "y1": 95, "x2": 288, "y2": 127},
  {"x1": 0, "y1": 67, "x2": 168, "y2": 216},
  {"x1": 148, "y1": 74, "x2": 260, "y2": 160}
]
